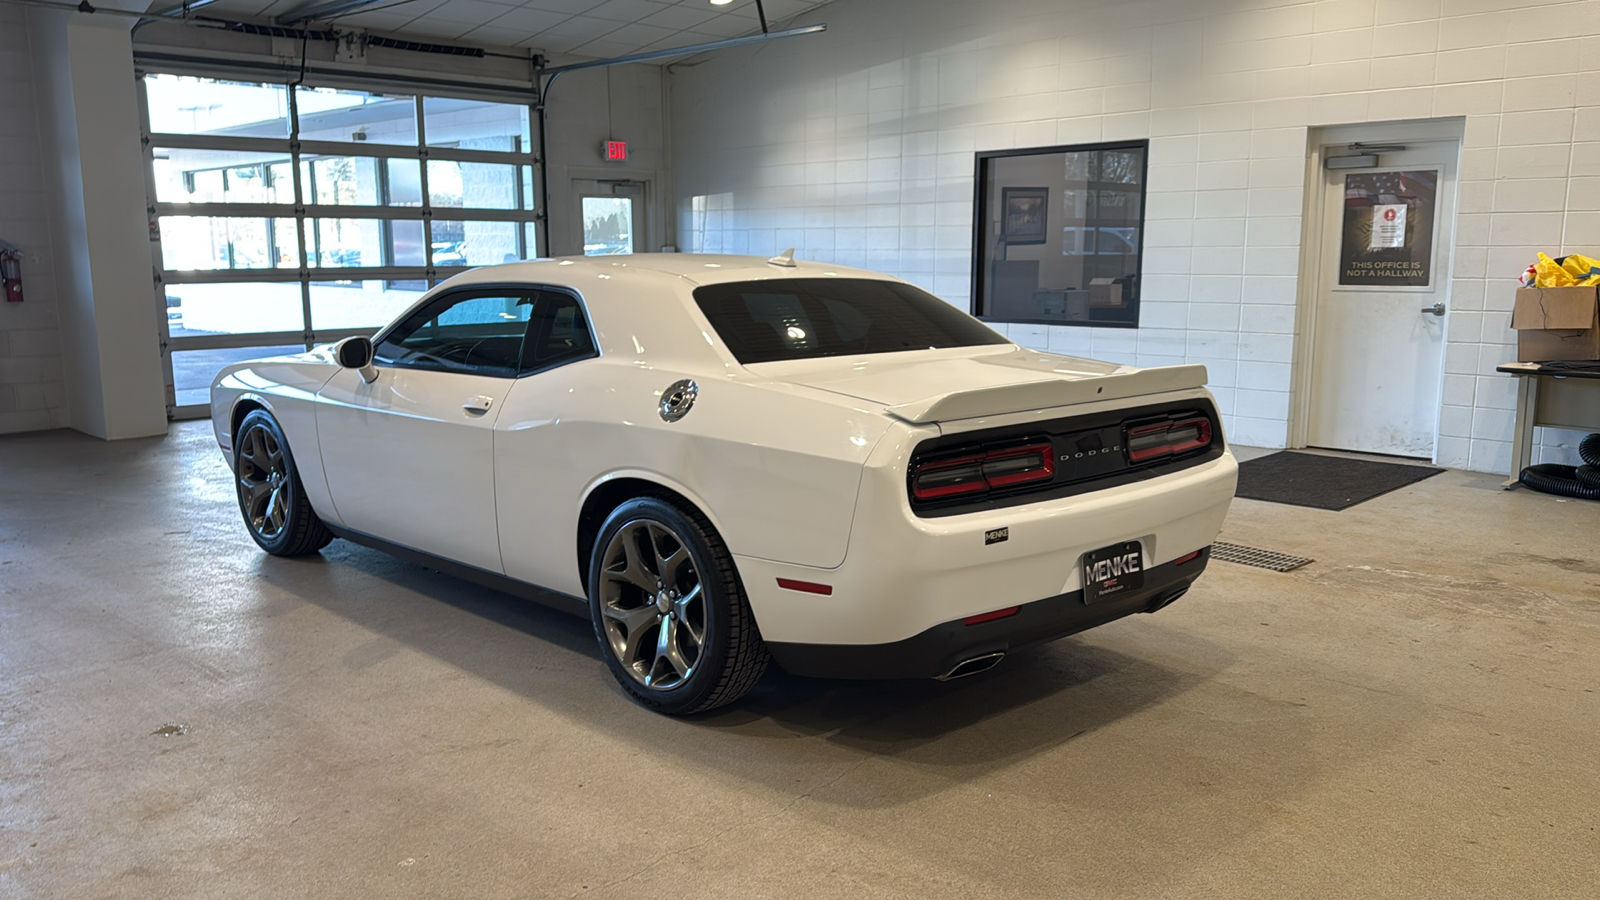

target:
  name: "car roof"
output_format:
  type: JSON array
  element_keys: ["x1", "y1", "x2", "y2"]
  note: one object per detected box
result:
[
  {"x1": 439, "y1": 253, "x2": 898, "y2": 290},
  {"x1": 405, "y1": 254, "x2": 932, "y2": 375}
]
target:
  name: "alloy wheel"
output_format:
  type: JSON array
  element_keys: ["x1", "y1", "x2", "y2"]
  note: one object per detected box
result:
[
  {"x1": 236, "y1": 423, "x2": 289, "y2": 541},
  {"x1": 598, "y1": 519, "x2": 706, "y2": 691}
]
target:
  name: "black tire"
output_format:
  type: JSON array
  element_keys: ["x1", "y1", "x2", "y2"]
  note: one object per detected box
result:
[
  {"x1": 586, "y1": 496, "x2": 769, "y2": 714},
  {"x1": 233, "y1": 409, "x2": 335, "y2": 557}
]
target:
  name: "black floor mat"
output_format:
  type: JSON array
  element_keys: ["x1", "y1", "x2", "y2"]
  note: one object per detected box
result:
[{"x1": 1235, "y1": 451, "x2": 1444, "y2": 511}]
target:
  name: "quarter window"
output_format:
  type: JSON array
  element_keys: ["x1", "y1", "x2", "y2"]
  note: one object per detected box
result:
[{"x1": 522, "y1": 291, "x2": 596, "y2": 373}]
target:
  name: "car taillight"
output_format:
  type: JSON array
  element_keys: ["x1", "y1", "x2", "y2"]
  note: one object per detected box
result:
[
  {"x1": 1125, "y1": 415, "x2": 1212, "y2": 463},
  {"x1": 912, "y1": 442, "x2": 1054, "y2": 501}
]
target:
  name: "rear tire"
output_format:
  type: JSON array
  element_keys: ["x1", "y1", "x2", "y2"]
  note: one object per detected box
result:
[
  {"x1": 233, "y1": 409, "x2": 334, "y2": 557},
  {"x1": 586, "y1": 497, "x2": 769, "y2": 714}
]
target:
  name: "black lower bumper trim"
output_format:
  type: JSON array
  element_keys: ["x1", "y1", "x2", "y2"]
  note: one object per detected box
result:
[{"x1": 766, "y1": 549, "x2": 1209, "y2": 680}]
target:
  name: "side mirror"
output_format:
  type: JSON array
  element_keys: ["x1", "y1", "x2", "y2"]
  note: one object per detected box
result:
[{"x1": 334, "y1": 336, "x2": 378, "y2": 384}]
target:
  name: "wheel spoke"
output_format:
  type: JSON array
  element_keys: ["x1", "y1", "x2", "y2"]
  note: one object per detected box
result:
[
  {"x1": 643, "y1": 617, "x2": 672, "y2": 686},
  {"x1": 604, "y1": 603, "x2": 661, "y2": 667},
  {"x1": 248, "y1": 428, "x2": 268, "y2": 468},
  {"x1": 647, "y1": 524, "x2": 673, "y2": 575},
  {"x1": 264, "y1": 487, "x2": 285, "y2": 535},
  {"x1": 673, "y1": 586, "x2": 704, "y2": 644},
  {"x1": 658, "y1": 543, "x2": 690, "y2": 588},
  {"x1": 607, "y1": 525, "x2": 657, "y2": 592},
  {"x1": 658, "y1": 616, "x2": 694, "y2": 681},
  {"x1": 241, "y1": 476, "x2": 270, "y2": 503}
]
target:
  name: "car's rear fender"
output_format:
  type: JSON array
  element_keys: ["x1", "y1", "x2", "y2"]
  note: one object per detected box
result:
[{"x1": 493, "y1": 361, "x2": 896, "y2": 596}]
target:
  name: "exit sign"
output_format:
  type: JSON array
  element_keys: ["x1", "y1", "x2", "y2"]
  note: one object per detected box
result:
[{"x1": 601, "y1": 139, "x2": 628, "y2": 162}]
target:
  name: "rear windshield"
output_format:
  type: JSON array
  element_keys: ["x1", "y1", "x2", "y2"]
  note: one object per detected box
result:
[{"x1": 693, "y1": 278, "x2": 1009, "y2": 364}]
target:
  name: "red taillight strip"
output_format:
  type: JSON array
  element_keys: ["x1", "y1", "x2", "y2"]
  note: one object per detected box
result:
[
  {"x1": 912, "y1": 441, "x2": 1055, "y2": 501},
  {"x1": 1173, "y1": 549, "x2": 1203, "y2": 566},
  {"x1": 1167, "y1": 417, "x2": 1212, "y2": 455},
  {"x1": 776, "y1": 578, "x2": 833, "y2": 595},
  {"x1": 1126, "y1": 415, "x2": 1213, "y2": 463},
  {"x1": 963, "y1": 606, "x2": 1020, "y2": 626},
  {"x1": 909, "y1": 452, "x2": 989, "y2": 499}
]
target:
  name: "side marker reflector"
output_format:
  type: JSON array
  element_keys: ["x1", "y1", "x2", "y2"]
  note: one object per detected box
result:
[
  {"x1": 1174, "y1": 549, "x2": 1204, "y2": 566},
  {"x1": 963, "y1": 606, "x2": 1020, "y2": 626},
  {"x1": 776, "y1": 578, "x2": 833, "y2": 595}
]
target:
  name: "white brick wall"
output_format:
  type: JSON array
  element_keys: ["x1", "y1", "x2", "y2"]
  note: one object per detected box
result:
[
  {"x1": 671, "y1": 0, "x2": 1600, "y2": 470},
  {"x1": 0, "y1": 6, "x2": 67, "y2": 434}
]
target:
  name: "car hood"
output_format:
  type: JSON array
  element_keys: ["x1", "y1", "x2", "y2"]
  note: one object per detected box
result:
[{"x1": 746, "y1": 346, "x2": 1209, "y2": 423}]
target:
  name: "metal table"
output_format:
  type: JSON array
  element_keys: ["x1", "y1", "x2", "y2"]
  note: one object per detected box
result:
[{"x1": 1495, "y1": 362, "x2": 1600, "y2": 487}]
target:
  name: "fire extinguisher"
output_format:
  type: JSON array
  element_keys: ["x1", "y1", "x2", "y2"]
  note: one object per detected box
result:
[{"x1": 1, "y1": 248, "x2": 21, "y2": 303}]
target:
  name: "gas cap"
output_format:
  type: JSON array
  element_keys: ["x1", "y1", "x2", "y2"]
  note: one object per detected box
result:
[{"x1": 659, "y1": 379, "x2": 698, "y2": 422}]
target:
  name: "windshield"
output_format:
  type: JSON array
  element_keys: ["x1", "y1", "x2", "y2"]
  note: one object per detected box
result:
[{"x1": 693, "y1": 278, "x2": 1009, "y2": 365}]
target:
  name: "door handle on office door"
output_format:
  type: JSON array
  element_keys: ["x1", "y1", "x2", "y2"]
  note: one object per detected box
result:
[
  {"x1": 1421, "y1": 303, "x2": 1446, "y2": 316},
  {"x1": 463, "y1": 395, "x2": 494, "y2": 414}
]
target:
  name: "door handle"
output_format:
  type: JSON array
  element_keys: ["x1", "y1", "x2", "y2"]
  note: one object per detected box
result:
[
  {"x1": 1421, "y1": 303, "x2": 1446, "y2": 317},
  {"x1": 463, "y1": 395, "x2": 494, "y2": 414}
]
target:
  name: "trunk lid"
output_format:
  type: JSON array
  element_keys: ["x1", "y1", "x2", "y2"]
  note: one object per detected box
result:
[{"x1": 746, "y1": 346, "x2": 1209, "y2": 424}]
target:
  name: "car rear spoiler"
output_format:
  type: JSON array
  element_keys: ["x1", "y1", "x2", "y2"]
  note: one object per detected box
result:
[{"x1": 884, "y1": 364, "x2": 1211, "y2": 424}]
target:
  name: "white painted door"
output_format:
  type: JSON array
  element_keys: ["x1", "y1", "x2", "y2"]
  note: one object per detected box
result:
[
  {"x1": 1307, "y1": 141, "x2": 1458, "y2": 458},
  {"x1": 574, "y1": 179, "x2": 645, "y2": 256},
  {"x1": 315, "y1": 289, "x2": 536, "y2": 572},
  {"x1": 317, "y1": 367, "x2": 513, "y2": 572}
]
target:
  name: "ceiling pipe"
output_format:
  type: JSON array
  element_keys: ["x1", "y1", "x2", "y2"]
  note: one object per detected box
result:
[
  {"x1": 2, "y1": 0, "x2": 161, "y2": 20},
  {"x1": 539, "y1": 23, "x2": 823, "y2": 77},
  {"x1": 146, "y1": 0, "x2": 226, "y2": 17},
  {"x1": 276, "y1": 0, "x2": 394, "y2": 25}
]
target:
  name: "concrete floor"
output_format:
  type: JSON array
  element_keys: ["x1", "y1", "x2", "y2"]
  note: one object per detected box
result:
[{"x1": 1, "y1": 423, "x2": 1597, "y2": 899}]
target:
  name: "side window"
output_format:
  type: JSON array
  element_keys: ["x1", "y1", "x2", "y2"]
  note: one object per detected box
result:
[
  {"x1": 373, "y1": 291, "x2": 534, "y2": 376},
  {"x1": 520, "y1": 290, "x2": 597, "y2": 374}
]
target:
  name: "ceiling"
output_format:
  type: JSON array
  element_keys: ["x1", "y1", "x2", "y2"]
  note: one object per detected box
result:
[{"x1": 170, "y1": 0, "x2": 833, "y2": 60}]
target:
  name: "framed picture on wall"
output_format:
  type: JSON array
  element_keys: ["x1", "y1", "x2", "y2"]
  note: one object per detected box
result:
[{"x1": 1001, "y1": 187, "x2": 1048, "y2": 245}]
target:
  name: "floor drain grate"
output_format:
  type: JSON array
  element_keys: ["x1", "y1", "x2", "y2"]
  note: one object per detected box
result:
[{"x1": 1211, "y1": 542, "x2": 1313, "y2": 572}]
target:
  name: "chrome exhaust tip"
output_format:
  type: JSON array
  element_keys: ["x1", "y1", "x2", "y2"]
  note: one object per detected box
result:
[{"x1": 934, "y1": 651, "x2": 1005, "y2": 681}]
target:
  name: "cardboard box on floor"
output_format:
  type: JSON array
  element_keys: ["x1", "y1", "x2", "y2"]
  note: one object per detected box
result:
[{"x1": 1511, "y1": 286, "x2": 1600, "y2": 361}]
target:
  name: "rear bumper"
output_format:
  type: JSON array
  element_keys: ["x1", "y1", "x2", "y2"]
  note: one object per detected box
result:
[
  {"x1": 736, "y1": 438, "x2": 1236, "y2": 647},
  {"x1": 765, "y1": 551, "x2": 1208, "y2": 679}
]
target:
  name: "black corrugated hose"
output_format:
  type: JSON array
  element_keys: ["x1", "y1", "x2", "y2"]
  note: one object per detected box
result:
[{"x1": 1519, "y1": 432, "x2": 1600, "y2": 500}]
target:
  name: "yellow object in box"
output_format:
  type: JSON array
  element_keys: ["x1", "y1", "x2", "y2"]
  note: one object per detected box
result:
[
  {"x1": 1533, "y1": 252, "x2": 1600, "y2": 288},
  {"x1": 1561, "y1": 253, "x2": 1600, "y2": 285}
]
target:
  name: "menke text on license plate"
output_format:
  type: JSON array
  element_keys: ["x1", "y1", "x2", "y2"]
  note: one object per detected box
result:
[{"x1": 1081, "y1": 541, "x2": 1144, "y2": 604}]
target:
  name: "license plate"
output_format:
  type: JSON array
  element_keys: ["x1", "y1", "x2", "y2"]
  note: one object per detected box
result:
[{"x1": 1081, "y1": 541, "x2": 1145, "y2": 604}]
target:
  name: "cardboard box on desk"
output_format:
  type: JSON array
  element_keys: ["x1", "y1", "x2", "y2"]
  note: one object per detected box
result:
[
  {"x1": 1088, "y1": 278, "x2": 1124, "y2": 308},
  {"x1": 1511, "y1": 286, "x2": 1600, "y2": 361}
]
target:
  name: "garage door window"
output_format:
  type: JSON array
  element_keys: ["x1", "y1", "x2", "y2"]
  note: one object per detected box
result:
[
  {"x1": 140, "y1": 72, "x2": 541, "y2": 411},
  {"x1": 972, "y1": 141, "x2": 1148, "y2": 328}
]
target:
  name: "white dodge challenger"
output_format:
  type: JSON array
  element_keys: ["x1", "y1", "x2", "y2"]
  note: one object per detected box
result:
[{"x1": 212, "y1": 253, "x2": 1237, "y2": 714}]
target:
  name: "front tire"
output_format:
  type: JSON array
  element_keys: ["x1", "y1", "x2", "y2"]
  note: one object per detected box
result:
[
  {"x1": 586, "y1": 497, "x2": 769, "y2": 714},
  {"x1": 234, "y1": 409, "x2": 334, "y2": 557}
]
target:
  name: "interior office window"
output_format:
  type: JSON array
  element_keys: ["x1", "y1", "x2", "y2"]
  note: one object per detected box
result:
[{"x1": 972, "y1": 141, "x2": 1147, "y2": 328}]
